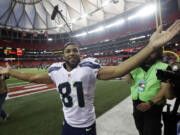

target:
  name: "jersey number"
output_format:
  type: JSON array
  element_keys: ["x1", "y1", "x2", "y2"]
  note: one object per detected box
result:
[{"x1": 58, "y1": 82, "x2": 85, "y2": 108}]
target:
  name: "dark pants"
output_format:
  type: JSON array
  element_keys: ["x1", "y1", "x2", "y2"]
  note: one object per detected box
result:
[
  {"x1": 133, "y1": 100, "x2": 164, "y2": 135},
  {"x1": 0, "y1": 92, "x2": 7, "y2": 119},
  {"x1": 61, "y1": 120, "x2": 96, "y2": 135}
]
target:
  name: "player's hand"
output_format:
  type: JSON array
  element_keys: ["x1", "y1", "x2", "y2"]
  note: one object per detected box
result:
[
  {"x1": 149, "y1": 20, "x2": 180, "y2": 50},
  {"x1": 136, "y1": 102, "x2": 151, "y2": 112},
  {"x1": 0, "y1": 64, "x2": 11, "y2": 75}
]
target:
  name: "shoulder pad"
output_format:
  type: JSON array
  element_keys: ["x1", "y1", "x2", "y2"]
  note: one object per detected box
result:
[{"x1": 48, "y1": 62, "x2": 62, "y2": 73}]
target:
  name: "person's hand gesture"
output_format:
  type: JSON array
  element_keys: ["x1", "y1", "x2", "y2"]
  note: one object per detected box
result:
[
  {"x1": 136, "y1": 102, "x2": 151, "y2": 112},
  {"x1": 149, "y1": 20, "x2": 180, "y2": 50},
  {"x1": 0, "y1": 64, "x2": 11, "y2": 75}
]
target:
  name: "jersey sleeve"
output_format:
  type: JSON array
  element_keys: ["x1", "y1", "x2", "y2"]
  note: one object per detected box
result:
[
  {"x1": 48, "y1": 63, "x2": 62, "y2": 83},
  {"x1": 80, "y1": 57, "x2": 101, "y2": 78}
]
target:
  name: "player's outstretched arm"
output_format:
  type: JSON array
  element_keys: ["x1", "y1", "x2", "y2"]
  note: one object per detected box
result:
[
  {"x1": 124, "y1": 74, "x2": 133, "y2": 85},
  {"x1": 98, "y1": 20, "x2": 180, "y2": 80},
  {"x1": 0, "y1": 66, "x2": 53, "y2": 84}
]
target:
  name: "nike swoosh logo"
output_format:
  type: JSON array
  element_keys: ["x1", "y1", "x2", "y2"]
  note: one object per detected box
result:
[{"x1": 86, "y1": 127, "x2": 92, "y2": 132}]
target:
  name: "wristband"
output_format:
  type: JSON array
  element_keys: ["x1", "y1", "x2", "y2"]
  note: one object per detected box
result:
[{"x1": 148, "y1": 100, "x2": 154, "y2": 106}]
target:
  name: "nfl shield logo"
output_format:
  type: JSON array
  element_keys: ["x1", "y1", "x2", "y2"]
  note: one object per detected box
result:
[{"x1": 68, "y1": 74, "x2": 71, "y2": 78}]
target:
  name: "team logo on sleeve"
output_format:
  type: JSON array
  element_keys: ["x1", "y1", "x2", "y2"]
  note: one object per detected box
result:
[{"x1": 94, "y1": 59, "x2": 100, "y2": 64}]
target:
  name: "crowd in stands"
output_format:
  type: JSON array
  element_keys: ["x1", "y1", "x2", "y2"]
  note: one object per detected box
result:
[{"x1": 0, "y1": 42, "x2": 179, "y2": 69}]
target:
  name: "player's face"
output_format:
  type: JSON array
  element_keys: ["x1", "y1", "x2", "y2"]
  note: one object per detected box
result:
[{"x1": 63, "y1": 45, "x2": 81, "y2": 69}]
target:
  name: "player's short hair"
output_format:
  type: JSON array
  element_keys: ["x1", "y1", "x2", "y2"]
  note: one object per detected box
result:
[{"x1": 63, "y1": 42, "x2": 78, "y2": 52}]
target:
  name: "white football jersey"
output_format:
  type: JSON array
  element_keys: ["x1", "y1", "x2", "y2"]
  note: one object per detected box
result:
[{"x1": 48, "y1": 58, "x2": 101, "y2": 128}]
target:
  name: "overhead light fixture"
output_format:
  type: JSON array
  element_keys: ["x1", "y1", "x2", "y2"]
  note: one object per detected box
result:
[
  {"x1": 105, "y1": 19, "x2": 125, "y2": 28},
  {"x1": 127, "y1": 14, "x2": 137, "y2": 20},
  {"x1": 48, "y1": 38, "x2": 53, "y2": 41},
  {"x1": 129, "y1": 36, "x2": 146, "y2": 41},
  {"x1": 88, "y1": 26, "x2": 104, "y2": 34},
  {"x1": 74, "y1": 32, "x2": 87, "y2": 37}
]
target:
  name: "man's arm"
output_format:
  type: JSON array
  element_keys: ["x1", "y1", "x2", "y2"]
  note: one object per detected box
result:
[
  {"x1": 0, "y1": 66, "x2": 53, "y2": 84},
  {"x1": 152, "y1": 83, "x2": 174, "y2": 102},
  {"x1": 124, "y1": 74, "x2": 133, "y2": 85},
  {"x1": 136, "y1": 82, "x2": 173, "y2": 112},
  {"x1": 98, "y1": 20, "x2": 180, "y2": 80},
  {"x1": 11, "y1": 71, "x2": 53, "y2": 84}
]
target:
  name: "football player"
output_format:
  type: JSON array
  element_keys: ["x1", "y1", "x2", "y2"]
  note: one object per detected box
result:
[{"x1": 0, "y1": 20, "x2": 180, "y2": 135}]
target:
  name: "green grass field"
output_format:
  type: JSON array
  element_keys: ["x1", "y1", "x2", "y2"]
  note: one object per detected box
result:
[{"x1": 0, "y1": 68, "x2": 130, "y2": 135}]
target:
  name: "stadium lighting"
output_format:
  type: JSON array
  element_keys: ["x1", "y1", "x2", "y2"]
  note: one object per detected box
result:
[
  {"x1": 74, "y1": 32, "x2": 87, "y2": 37},
  {"x1": 105, "y1": 19, "x2": 125, "y2": 28},
  {"x1": 88, "y1": 26, "x2": 104, "y2": 34},
  {"x1": 128, "y1": 4, "x2": 156, "y2": 20},
  {"x1": 139, "y1": 4, "x2": 156, "y2": 17},
  {"x1": 127, "y1": 14, "x2": 137, "y2": 20},
  {"x1": 129, "y1": 35, "x2": 146, "y2": 41},
  {"x1": 80, "y1": 48, "x2": 87, "y2": 50},
  {"x1": 48, "y1": 38, "x2": 53, "y2": 41},
  {"x1": 102, "y1": 0, "x2": 110, "y2": 7}
]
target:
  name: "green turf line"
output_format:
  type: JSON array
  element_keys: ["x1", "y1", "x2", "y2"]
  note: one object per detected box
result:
[{"x1": 6, "y1": 68, "x2": 48, "y2": 85}]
